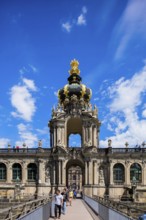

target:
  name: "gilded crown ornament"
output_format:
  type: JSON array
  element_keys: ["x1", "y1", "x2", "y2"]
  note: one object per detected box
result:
[{"x1": 69, "y1": 59, "x2": 80, "y2": 75}]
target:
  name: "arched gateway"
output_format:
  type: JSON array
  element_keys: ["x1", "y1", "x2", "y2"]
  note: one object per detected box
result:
[
  {"x1": 49, "y1": 59, "x2": 101, "y2": 195},
  {"x1": 66, "y1": 159, "x2": 85, "y2": 190}
]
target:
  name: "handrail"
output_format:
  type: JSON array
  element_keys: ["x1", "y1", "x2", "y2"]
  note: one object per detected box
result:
[
  {"x1": 92, "y1": 195, "x2": 145, "y2": 219},
  {"x1": 0, "y1": 196, "x2": 52, "y2": 220}
]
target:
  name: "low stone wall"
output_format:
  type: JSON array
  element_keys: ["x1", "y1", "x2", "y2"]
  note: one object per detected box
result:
[{"x1": 84, "y1": 195, "x2": 134, "y2": 220}]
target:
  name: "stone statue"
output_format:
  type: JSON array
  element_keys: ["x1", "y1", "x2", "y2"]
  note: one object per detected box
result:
[
  {"x1": 99, "y1": 168, "x2": 105, "y2": 185},
  {"x1": 45, "y1": 166, "x2": 50, "y2": 184},
  {"x1": 38, "y1": 140, "x2": 42, "y2": 147}
]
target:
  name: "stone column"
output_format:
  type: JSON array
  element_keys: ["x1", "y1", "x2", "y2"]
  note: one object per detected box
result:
[
  {"x1": 85, "y1": 161, "x2": 88, "y2": 184},
  {"x1": 62, "y1": 160, "x2": 66, "y2": 185},
  {"x1": 97, "y1": 163, "x2": 99, "y2": 185},
  {"x1": 82, "y1": 126, "x2": 85, "y2": 147},
  {"x1": 54, "y1": 127, "x2": 56, "y2": 147},
  {"x1": 141, "y1": 162, "x2": 146, "y2": 185},
  {"x1": 7, "y1": 162, "x2": 12, "y2": 183},
  {"x1": 89, "y1": 126, "x2": 92, "y2": 145},
  {"x1": 125, "y1": 162, "x2": 131, "y2": 186},
  {"x1": 61, "y1": 127, "x2": 65, "y2": 147},
  {"x1": 93, "y1": 126, "x2": 97, "y2": 147},
  {"x1": 58, "y1": 160, "x2": 62, "y2": 185},
  {"x1": 50, "y1": 131, "x2": 53, "y2": 147},
  {"x1": 22, "y1": 161, "x2": 27, "y2": 184},
  {"x1": 93, "y1": 160, "x2": 97, "y2": 185},
  {"x1": 89, "y1": 161, "x2": 93, "y2": 185},
  {"x1": 53, "y1": 162, "x2": 56, "y2": 185},
  {"x1": 109, "y1": 161, "x2": 113, "y2": 185},
  {"x1": 38, "y1": 159, "x2": 45, "y2": 184}
]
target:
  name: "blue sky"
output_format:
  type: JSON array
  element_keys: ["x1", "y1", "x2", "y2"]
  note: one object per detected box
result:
[{"x1": 0, "y1": 0, "x2": 146, "y2": 148}]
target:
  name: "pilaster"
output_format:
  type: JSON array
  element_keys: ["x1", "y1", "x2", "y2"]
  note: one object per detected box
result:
[
  {"x1": 38, "y1": 159, "x2": 45, "y2": 184},
  {"x1": 62, "y1": 160, "x2": 66, "y2": 185},
  {"x1": 89, "y1": 161, "x2": 93, "y2": 185},
  {"x1": 142, "y1": 161, "x2": 146, "y2": 185},
  {"x1": 22, "y1": 161, "x2": 27, "y2": 184},
  {"x1": 93, "y1": 160, "x2": 98, "y2": 185},
  {"x1": 125, "y1": 161, "x2": 131, "y2": 186},
  {"x1": 85, "y1": 161, "x2": 88, "y2": 184},
  {"x1": 7, "y1": 162, "x2": 12, "y2": 183},
  {"x1": 109, "y1": 160, "x2": 113, "y2": 185}
]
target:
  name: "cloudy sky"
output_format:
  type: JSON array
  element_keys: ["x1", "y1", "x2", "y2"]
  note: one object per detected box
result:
[{"x1": 0, "y1": 0, "x2": 146, "y2": 148}]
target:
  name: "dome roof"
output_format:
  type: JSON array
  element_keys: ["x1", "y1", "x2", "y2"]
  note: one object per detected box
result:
[{"x1": 58, "y1": 59, "x2": 92, "y2": 107}]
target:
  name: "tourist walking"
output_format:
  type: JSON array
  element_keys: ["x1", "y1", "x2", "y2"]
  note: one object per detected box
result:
[
  {"x1": 73, "y1": 190, "x2": 77, "y2": 199},
  {"x1": 61, "y1": 188, "x2": 68, "y2": 215},
  {"x1": 54, "y1": 189, "x2": 63, "y2": 219},
  {"x1": 68, "y1": 189, "x2": 73, "y2": 206}
]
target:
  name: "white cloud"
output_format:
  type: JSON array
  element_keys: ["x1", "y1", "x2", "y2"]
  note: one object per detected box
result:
[
  {"x1": 115, "y1": 0, "x2": 146, "y2": 59},
  {"x1": 142, "y1": 109, "x2": 146, "y2": 118},
  {"x1": 77, "y1": 14, "x2": 86, "y2": 26},
  {"x1": 0, "y1": 138, "x2": 10, "y2": 148},
  {"x1": 10, "y1": 77, "x2": 37, "y2": 121},
  {"x1": 19, "y1": 65, "x2": 38, "y2": 75},
  {"x1": 62, "y1": 6, "x2": 87, "y2": 32},
  {"x1": 19, "y1": 67, "x2": 28, "y2": 75},
  {"x1": 82, "y1": 6, "x2": 87, "y2": 14},
  {"x1": 77, "y1": 6, "x2": 87, "y2": 26},
  {"x1": 62, "y1": 22, "x2": 72, "y2": 32},
  {"x1": 54, "y1": 91, "x2": 58, "y2": 97},
  {"x1": 36, "y1": 127, "x2": 48, "y2": 135},
  {"x1": 16, "y1": 123, "x2": 38, "y2": 147},
  {"x1": 100, "y1": 64, "x2": 146, "y2": 147},
  {"x1": 29, "y1": 64, "x2": 38, "y2": 73},
  {"x1": 23, "y1": 78, "x2": 37, "y2": 91}
]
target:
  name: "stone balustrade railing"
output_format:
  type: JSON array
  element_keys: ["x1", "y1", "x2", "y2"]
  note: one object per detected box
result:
[{"x1": 0, "y1": 147, "x2": 146, "y2": 155}]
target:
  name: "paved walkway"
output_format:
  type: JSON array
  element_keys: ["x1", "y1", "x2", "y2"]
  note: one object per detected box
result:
[{"x1": 50, "y1": 199, "x2": 100, "y2": 220}]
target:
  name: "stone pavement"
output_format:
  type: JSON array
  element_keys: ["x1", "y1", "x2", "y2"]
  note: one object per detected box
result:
[{"x1": 50, "y1": 199, "x2": 100, "y2": 220}]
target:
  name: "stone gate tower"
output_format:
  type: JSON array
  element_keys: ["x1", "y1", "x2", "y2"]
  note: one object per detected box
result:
[
  {"x1": 49, "y1": 59, "x2": 101, "y2": 150},
  {"x1": 49, "y1": 59, "x2": 101, "y2": 195}
]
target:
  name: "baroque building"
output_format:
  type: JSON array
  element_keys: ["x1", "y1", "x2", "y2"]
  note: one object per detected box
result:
[{"x1": 0, "y1": 60, "x2": 146, "y2": 202}]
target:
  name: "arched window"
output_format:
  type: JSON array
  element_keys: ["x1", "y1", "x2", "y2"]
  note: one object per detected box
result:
[
  {"x1": 12, "y1": 163, "x2": 22, "y2": 181},
  {"x1": 27, "y1": 163, "x2": 37, "y2": 181},
  {"x1": 130, "y1": 163, "x2": 142, "y2": 183},
  {"x1": 0, "y1": 163, "x2": 6, "y2": 181},
  {"x1": 68, "y1": 134, "x2": 81, "y2": 147},
  {"x1": 113, "y1": 163, "x2": 125, "y2": 184}
]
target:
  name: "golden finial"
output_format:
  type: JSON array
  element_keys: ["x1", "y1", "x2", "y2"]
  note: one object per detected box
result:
[{"x1": 69, "y1": 59, "x2": 80, "y2": 75}]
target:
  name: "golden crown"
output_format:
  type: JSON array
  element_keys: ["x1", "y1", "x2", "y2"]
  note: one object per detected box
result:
[{"x1": 69, "y1": 59, "x2": 80, "y2": 75}]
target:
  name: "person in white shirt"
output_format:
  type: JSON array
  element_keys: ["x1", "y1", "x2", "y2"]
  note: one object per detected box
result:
[{"x1": 54, "y1": 189, "x2": 63, "y2": 219}]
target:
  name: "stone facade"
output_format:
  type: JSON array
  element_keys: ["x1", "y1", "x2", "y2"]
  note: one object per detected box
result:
[{"x1": 0, "y1": 60, "x2": 146, "y2": 202}]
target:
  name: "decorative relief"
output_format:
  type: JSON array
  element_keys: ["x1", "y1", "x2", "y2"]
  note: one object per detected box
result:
[
  {"x1": 142, "y1": 160, "x2": 146, "y2": 167},
  {"x1": 125, "y1": 160, "x2": 131, "y2": 166}
]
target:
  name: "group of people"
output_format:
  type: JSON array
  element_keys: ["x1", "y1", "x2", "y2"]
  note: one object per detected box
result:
[{"x1": 53, "y1": 188, "x2": 78, "y2": 219}]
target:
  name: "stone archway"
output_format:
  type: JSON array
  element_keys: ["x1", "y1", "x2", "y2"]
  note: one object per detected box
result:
[{"x1": 66, "y1": 159, "x2": 85, "y2": 190}]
